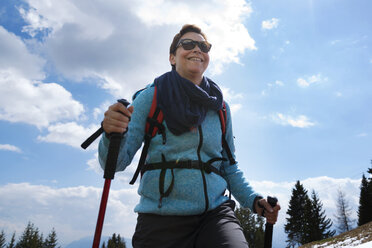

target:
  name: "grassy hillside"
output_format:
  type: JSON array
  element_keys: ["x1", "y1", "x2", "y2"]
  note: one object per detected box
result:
[{"x1": 300, "y1": 221, "x2": 372, "y2": 248}]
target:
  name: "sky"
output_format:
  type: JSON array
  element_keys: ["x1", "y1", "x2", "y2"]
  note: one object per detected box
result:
[{"x1": 0, "y1": 0, "x2": 371, "y2": 247}]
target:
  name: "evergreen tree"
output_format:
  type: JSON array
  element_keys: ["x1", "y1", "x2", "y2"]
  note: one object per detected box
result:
[
  {"x1": 358, "y1": 164, "x2": 372, "y2": 226},
  {"x1": 43, "y1": 228, "x2": 60, "y2": 248},
  {"x1": 15, "y1": 222, "x2": 43, "y2": 248},
  {"x1": 7, "y1": 233, "x2": 16, "y2": 248},
  {"x1": 301, "y1": 197, "x2": 314, "y2": 244},
  {"x1": 285, "y1": 180, "x2": 310, "y2": 248},
  {"x1": 101, "y1": 242, "x2": 106, "y2": 248},
  {"x1": 368, "y1": 166, "x2": 372, "y2": 221},
  {"x1": 334, "y1": 189, "x2": 355, "y2": 233},
  {"x1": 235, "y1": 206, "x2": 265, "y2": 247},
  {"x1": 0, "y1": 230, "x2": 5, "y2": 248},
  {"x1": 358, "y1": 174, "x2": 369, "y2": 226},
  {"x1": 106, "y1": 233, "x2": 126, "y2": 248},
  {"x1": 306, "y1": 190, "x2": 335, "y2": 242}
]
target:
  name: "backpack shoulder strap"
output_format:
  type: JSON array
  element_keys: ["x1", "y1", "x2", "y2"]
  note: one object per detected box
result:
[
  {"x1": 132, "y1": 83, "x2": 154, "y2": 101},
  {"x1": 145, "y1": 86, "x2": 164, "y2": 138},
  {"x1": 129, "y1": 85, "x2": 164, "y2": 185},
  {"x1": 218, "y1": 102, "x2": 236, "y2": 165}
]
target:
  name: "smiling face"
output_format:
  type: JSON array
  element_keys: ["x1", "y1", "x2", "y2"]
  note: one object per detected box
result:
[{"x1": 169, "y1": 32, "x2": 210, "y2": 85}]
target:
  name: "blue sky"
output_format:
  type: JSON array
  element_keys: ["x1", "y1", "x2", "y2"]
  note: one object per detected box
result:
[{"x1": 0, "y1": 0, "x2": 371, "y2": 247}]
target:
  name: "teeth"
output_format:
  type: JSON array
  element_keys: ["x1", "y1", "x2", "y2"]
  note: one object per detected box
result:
[{"x1": 189, "y1": 58, "x2": 202, "y2": 61}]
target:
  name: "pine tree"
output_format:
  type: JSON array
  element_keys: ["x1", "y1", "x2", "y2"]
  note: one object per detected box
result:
[
  {"x1": 285, "y1": 180, "x2": 310, "y2": 248},
  {"x1": 15, "y1": 222, "x2": 43, "y2": 248},
  {"x1": 106, "y1": 233, "x2": 126, "y2": 248},
  {"x1": 334, "y1": 189, "x2": 355, "y2": 233},
  {"x1": 235, "y1": 206, "x2": 265, "y2": 247},
  {"x1": 0, "y1": 230, "x2": 6, "y2": 248},
  {"x1": 358, "y1": 174, "x2": 369, "y2": 226},
  {"x1": 7, "y1": 233, "x2": 16, "y2": 248},
  {"x1": 306, "y1": 190, "x2": 335, "y2": 242},
  {"x1": 301, "y1": 197, "x2": 314, "y2": 244},
  {"x1": 43, "y1": 228, "x2": 60, "y2": 248},
  {"x1": 358, "y1": 164, "x2": 372, "y2": 226},
  {"x1": 368, "y1": 166, "x2": 372, "y2": 221}
]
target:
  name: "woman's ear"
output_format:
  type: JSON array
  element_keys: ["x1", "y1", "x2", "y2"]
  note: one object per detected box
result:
[{"x1": 169, "y1": 53, "x2": 176, "y2": 67}]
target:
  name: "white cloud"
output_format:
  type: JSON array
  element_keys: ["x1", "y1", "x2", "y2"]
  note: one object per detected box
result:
[
  {"x1": 131, "y1": 0, "x2": 256, "y2": 74},
  {"x1": 356, "y1": 133, "x2": 368, "y2": 137},
  {"x1": 262, "y1": 18, "x2": 279, "y2": 30},
  {"x1": 0, "y1": 69, "x2": 84, "y2": 128},
  {"x1": 0, "y1": 183, "x2": 139, "y2": 247},
  {"x1": 19, "y1": 0, "x2": 255, "y2": 95},
  {"x1": 261, "y1": 80, "x2": 284, "y2": 96},
  {"x1": 297, "y1": 73, "x2": 328, "y2": 88},
  {"x1": 0, "y1": 25, "x2": 84, "y2": 128},
  {"x1": 220, "y1": 86, "x2": 244, "y2": 116},
  {"x1": 272, "y1": 113, "x2": 315, "y2": 128},
  {"x1": 330, "y1": 40, "x2": 341, "y2": 46},
  {"x1": 0, "y1": 144, "x2": 22, "y2": 153},
  {"x1": 221, "y1": 86, "x2": 244, "y2": 101},
  {"x1": 334, "y1": 91, "x2": 343, "y2": 97},
  {"x1": 0, "y1": 26, "x2": 44, "y2": 79},
  {"x1": 0, "y1": 177, "x2": 361, "y2": 247},
  {"x1": 37, "y1": 122, "x2": 100, "y2": 148}
]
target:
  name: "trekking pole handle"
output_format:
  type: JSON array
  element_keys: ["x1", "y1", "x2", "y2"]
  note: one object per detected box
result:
[
  {"x1": 103, "y1": 99, "x2": 130, "y2": 180},
  {"x1": 263, "y1": 196, "x2": 278, "y2": 248},
  {"x1": 267, "y1": 196, "x2": 278, "y2": 209}
]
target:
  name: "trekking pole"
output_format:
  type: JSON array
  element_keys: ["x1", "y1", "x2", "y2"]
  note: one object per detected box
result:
[
  {"x1": 89, "y1": 99, "x2": 130, "y2": 248},
  {"x1": 263, "y1": 196, "x2": 278, "y2": 248}
]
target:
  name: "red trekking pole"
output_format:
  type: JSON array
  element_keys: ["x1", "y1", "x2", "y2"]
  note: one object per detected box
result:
[{"x1": 81, "y1": 99, "x2": 130, "y2": 248}]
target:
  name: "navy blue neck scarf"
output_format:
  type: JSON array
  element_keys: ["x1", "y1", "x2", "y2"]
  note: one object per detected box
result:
[{"x1": 154, "y1": 70, "x2": 223, "y2": 135}]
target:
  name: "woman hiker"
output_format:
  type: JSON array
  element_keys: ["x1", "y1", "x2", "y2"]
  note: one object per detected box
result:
[{"x1": 99, "y1": 24, "x2": 281, "y2": 248}]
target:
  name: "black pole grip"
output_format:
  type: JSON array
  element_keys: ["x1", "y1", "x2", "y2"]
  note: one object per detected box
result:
[
  {"x1": 264, "y1": 196, "x2": 278, "y2": 248},
  {"x1": 81, "y1": 126, "x2": 104, "y2": 149},
  {"x1": 103, "y1": 99, "x2": 130, "y2": 180}
]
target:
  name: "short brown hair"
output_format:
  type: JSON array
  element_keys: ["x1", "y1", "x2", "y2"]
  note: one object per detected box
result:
[{"x1": 169, "y1": 24, "x2": 208, "y2": 56}]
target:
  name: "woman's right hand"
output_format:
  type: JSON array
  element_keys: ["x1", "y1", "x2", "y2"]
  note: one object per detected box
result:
[{"x1": 102, "y1": 102, "x2": 134, "y2": 134}]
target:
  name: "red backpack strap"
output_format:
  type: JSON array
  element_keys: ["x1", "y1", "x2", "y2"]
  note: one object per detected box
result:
[
  {"x1": 145, "y1": 86, "x2": 165, "y2": 138},
  {"x1": 129, "y1": 86, "x2": 165, "y2": 185},
  {"x1": 218, "y1": 102, "x2": 236, "y2": 165}
]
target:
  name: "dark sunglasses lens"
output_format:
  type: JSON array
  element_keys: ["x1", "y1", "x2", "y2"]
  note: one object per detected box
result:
[
  {"x1": 198, "y1": 42, "x2": 210, "y2": 53},
  {"x1": 181, "y1": 40, "x2": 196, "y2": 50},
  {"x1": 179, "y1": 39, "x2": 211, "y2": 53}
]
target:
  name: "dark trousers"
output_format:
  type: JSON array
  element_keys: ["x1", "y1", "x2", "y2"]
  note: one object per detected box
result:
[{"x1": 132, "y1": 200, "x2": 248, "y2": 248}]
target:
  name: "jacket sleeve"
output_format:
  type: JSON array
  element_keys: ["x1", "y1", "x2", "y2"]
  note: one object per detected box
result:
[
  {"x1": 98, "y1": 87, "x2": 154, "y2": 172},
  {"x1": 220, "y1": 102, "x2": 262, "y2": 210}
]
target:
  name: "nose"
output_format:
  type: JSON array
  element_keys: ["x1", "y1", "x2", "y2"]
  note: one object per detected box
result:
[{"x1": 191, "y1": 44, "x2": 202, "y2": 53}]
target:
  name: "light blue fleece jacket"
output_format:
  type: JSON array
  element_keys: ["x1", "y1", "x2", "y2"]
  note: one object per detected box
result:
[{"x1": 98, "y1": 86, "x2": 260, "y2": 215}]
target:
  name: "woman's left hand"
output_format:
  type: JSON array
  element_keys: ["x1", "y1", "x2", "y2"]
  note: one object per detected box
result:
[{"x1": 255, "y1": 198, "x2": 281, "y2": 224}]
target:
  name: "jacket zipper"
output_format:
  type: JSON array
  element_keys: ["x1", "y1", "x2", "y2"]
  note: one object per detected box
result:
[{"x1": 197, "y1": 125, "x2": 209, "y2": 213}]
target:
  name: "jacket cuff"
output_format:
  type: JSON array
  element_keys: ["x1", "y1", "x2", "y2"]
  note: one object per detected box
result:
[{"x1": 252, "y1": 195, "x2": 263, "y2": 213}]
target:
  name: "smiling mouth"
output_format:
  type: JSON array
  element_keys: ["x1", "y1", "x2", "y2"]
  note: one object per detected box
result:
[{"x1": 188, "y1": 57, "x2": 203, "y2": 62}]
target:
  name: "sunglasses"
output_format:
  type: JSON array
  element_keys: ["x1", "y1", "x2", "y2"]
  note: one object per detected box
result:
[{"x1": 176, "y1": 39, "x2": 212, "y2": 53}]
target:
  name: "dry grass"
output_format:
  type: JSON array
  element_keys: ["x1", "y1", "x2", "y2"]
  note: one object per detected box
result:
[{"x1": 299, "y1": 221, "x2": 372, "y2": 248}]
